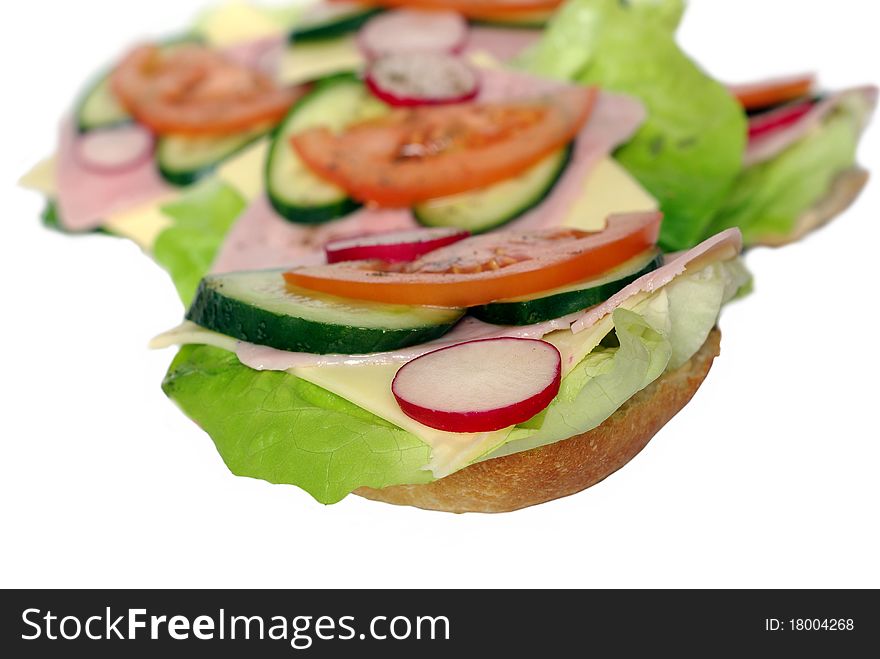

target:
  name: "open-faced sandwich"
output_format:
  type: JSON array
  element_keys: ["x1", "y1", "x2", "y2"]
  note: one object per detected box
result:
[
  {"x1": 154, "y1": 215, "x2": 749, "y2": 512},
  {"x1": 20, "y1": 0, "x2": 875, "y2": 306}
]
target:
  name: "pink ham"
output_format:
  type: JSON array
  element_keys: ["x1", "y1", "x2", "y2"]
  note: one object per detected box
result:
[
  {"x1": 571, "y1": 228, "x2": 742, "y2": 332},
  {"x1": 211, "y1": 67, "x2": 646, "y2": 273},
  {"x1": 466, "y1": 26, "x2": 541, "y2": 61},
  {"x1": 223, "y1": 35, "x2": 287, "y2": 79},
  {"x1": 745, "y1": 86, "x2": 877, "y2": 166},
  {"x1": 212, "y1": 198, "x2": 416, "y2": 273},
  {"x1": 55, "y1": 117, "x2": 171, "y2": 232},
  {"x1": 230, "y1": 227, "x2": 743, "y2": 371}
]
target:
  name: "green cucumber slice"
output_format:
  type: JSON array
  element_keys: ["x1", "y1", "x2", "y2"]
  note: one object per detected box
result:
[
  {"x1": 413, "y1": 145, "x2": 572, "y2": 233},
  {"x1": 187, "y1": 269, "x2": 464, "y2": 354},
  {"x1": 470, "y1": 250, "x2": 664, "y2": 326},
  {"x1": 468, "y1": 13, "x2": 552, "y2": 29},
  {"x1": 157, "y1": 129, "x2": 267, "y2": 186},
  {"x1": 266, "y1": 74, "x2": 387, "y2": 224},
  {"x1": 76, "y1": 75, "x2": 131, "y2": 133},
  {"x1": 290, "y1": 6, "x2": 383, "y2": 42}
]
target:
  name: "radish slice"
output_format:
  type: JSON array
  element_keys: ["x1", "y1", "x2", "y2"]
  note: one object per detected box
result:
[
  {"x1": 358, "y1": 9, "x2": 468, "y2": 59},
  {"x1": 326, "y1": 228, "x2": 470, "y2": 263},
  {"x1": 365, "y1": 53, "x2": 479, "y2": 107},
  {"x1": 748, "y1": 99, "x2": 816, "y2": 142},
  {"x1": 76, "y1": 124, "x2": 154, "y2": 175},
  {"x1": 392, "y1": 338, "x2": 562, "y2": 433}
]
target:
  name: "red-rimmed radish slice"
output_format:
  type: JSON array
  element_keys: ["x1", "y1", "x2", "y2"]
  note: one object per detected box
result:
[
  {"x1": 392, "y1": 337, "x2": 562, "y2": 432},
  {"x1": 358, "y1": 9, "x2": 468, "y2": 59},
  {"x1": 75, "y1": 124, "x2": 155, "y2": 175},
  {"x1": 326, "y1": 228, "x2": 470, "y2": 263},
  {"x1": 365, "y1": 53, "x2": 479, "y2": 107},
  {"x1": 747, "y1": 99, "x2": 816, "y2": 142}
]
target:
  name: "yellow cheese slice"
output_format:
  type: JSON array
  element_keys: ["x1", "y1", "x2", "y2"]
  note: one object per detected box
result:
[
  {"x1": 197, "y1": 1, "x2": 291, "y2": 46},
  {"x1": 19, "y1": 157, "x2": 57, "y2": 196},
  {"x1": 277, "y1": 37, "x2": 364, "y2": 86},
  {"x1": 562, "y1": 157, "x2": 658, "y2": 231},
  {"x1": 217, "y1": 137, "x2": 269, "y2": 202},
  {"x1": 102, "y1": 196, "x2": 177, "y2": 250}
]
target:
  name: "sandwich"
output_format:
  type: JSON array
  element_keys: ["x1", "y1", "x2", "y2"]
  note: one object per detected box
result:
[
  {"x1": 19, "y1": 0, "x2": 874, "y2": 305},
  {"x1": 154, "y1": 215, "x2": 749, "y2": 512},
  {"x1": 516, "y1": 0, "x2": 877, "y2": 249}
]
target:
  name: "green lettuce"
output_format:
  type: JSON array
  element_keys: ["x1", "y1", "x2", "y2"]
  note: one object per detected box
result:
[
  {"x1": 702, "y1": 93, "x2": 871, "y2": 245},
  {"x1": 623, "y1": 0, "x2": 686, "y2": 33},
  {"x1": 153, "y1": 180, "x2": 246, "y2": 305},
  {"x1": 162, "y1": 344, "x2": 433, "y2": 504},
  {"x1": 517, "y1": 0, "x2": 746, "y2": 251},
  {"x1": 489, "y1": 307, "x2": 671, "y2": 459},
  {"x1": 486, "y1": 258, "x2": 747, "y2": 459},
  {"x1": 162, "y1": 258, "x2": 747, "y2": 504}
]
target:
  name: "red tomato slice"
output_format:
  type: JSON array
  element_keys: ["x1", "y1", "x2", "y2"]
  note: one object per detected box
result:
[
  {"x1": 111, "y1": 44, "x2": 303, "y2": 136},
  {"x1": 730, "y1": 74, "x2": 815, "y2": 111},
  {"x1": 284, "y1": 212, "x2": 661, "y2": 307},
  {"x1": 330, "y1": 0, "x2": 563, "y2": 19},
  {"x1": 291, "y1": 86, "x2": 596, "y2": 207}
]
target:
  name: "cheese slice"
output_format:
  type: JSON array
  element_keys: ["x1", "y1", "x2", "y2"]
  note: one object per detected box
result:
[
  {"x1": 278, "y1": 37, "x2": 364, "y2": 87},
  {"x1": 216, "y1": 137, "x2": 269, "y2": 202},
  {"x1": 197, "y1": 1, "x2": 293, "y2": 46},
  {"x1": 102, "y1": 196, "x2": 177, "y2": 250},
  {"x1": 19, "y1": 157, "x2": 57, "y2": 196},
  {"x1": 562, "y1": 158, "x2": 658, "y2": 231}
]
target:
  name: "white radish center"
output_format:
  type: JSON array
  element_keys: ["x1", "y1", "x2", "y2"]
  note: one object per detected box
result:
[
  {"x1": 77, "y1": 124, "x2": 154, "y2": 173},
  {"x1": 360, "y1": 9, "x2": 467, "y2": 57},
  {"x1": 394, "y1": 339, "x2": 560, "y2": 413},
  {"x1": 369, "y1": 53, "x2": 478, "y2": 102}
]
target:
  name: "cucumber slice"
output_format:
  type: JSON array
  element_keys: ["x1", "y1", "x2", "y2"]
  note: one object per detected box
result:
[
  {"x1": 413, "y1": 145, "x2": 572, "y2": 234},
  {"x1": 469, "y1": 12, "x2": 553, "y2": 29},
  {"x1": 290, "y1": 6, "x2": 383, "y2": 42},
  {"x1": 187, "y1": 269, "x2": 463, "y2": 354},
  {"x1": 157, "y1": 128, "x2": 267, "y2": 186},
  {"x1": 266, "y1": 74, "x2": 388, "y2": 224},
  {"x1": 76, "y1": 75, "x2": 131, "y2": 133},
  {"x1": 471, "y1": 250, "x2": 664, "y2": 326}
]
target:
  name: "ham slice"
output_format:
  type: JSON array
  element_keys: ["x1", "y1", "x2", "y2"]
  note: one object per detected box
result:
[
  {"x1": 216, "y1": 227, "x2": 742, "y2": 371},
  {"x1": 55, "y1": 117, "x2": 172, "y2": 232},
  {"x1": 211, "y1": 67, "x2": 646, "y2": 273},
  {"x1": 223, "y1": 35, "x2": 287, "y2": 79},
  {"x1": 745, "y1": 86, "x2": 877, "y2": 167},
  {"x1": 466, "y1": 26, "x2": 540, "y2": 61}
]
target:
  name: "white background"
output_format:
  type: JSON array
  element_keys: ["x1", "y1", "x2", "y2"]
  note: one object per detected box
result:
[{"x1": 1, "y1": 0, "x2": 878, "y2": 589}]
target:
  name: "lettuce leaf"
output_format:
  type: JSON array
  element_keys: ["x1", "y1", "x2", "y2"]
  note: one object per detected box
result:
[
  {"x1": 162, "y1": 258, "x2": 747, "y2": 503},
  {"x1": 485, "y1": 258, "x2": 747, "y2": 459},
  {"x1": 702, "y1": 94, "x2": 870, "y2": 245},
  {"x1": 162, "y1": 344, "x2": 433, "y2": 504},
  {"x1": 517, "y1": 0, "x2": 746, "y2": 251},
  {"x1": 624, "y1": 0, "x2": 686, "y2": 33},
  {"x1": 153, "y1": 180, "x2": 246, "y2": 305},
  {"x1": 489, "y1": 307, "x2": 671, "y2": 459}
]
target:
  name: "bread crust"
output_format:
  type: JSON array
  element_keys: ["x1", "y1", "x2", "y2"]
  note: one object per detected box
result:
[{"x1": 356, "y1": 328, "x2": 722, "y2": 513}]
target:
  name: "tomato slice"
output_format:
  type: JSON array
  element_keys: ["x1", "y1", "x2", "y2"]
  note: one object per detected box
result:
[
  {"x1": 291, "y1": 86, "x2": 596, "y2": 207},
  {"x1": 329, "y1": 0, "x2": 563, "y2": 19},
  {"x1": 730, "y1": 74, "x2": 815, "y2": 111},
  {"x1": 111, "y1": 44, "x2": 303, "y2": 136},
  {"x1": 284, "y1": 212, "x2": 661, "y2": 307}
]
